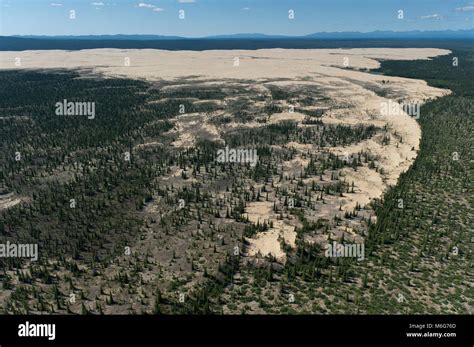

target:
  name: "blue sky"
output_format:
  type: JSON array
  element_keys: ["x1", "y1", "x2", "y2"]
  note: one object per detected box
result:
[{"x1": 0, "y1": 0, "x2": 473, "y2": 36}]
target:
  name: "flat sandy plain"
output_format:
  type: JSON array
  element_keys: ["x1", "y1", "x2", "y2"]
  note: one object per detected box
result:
[{"x1": 0, "y1": 48, "x2": 452, "y2": 260}]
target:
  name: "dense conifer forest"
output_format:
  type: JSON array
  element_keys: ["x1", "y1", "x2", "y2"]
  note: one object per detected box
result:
[{"x1": 0, "y1": 42, "x2": 471, "y2": 314}]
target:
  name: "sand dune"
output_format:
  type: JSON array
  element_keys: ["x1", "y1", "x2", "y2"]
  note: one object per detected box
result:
[
  {"x1": 244, "y1": 201, "x2": 297, "y2": 262},
  {"x1": 0, "y1": 193, "x2": 22, "y2": 210},
  {"x1": 0, "y1": 47, "x2": 452, "y2": 258},
  {"x1": 0, "y1": 48, "x2": 449, "y2": 81}
]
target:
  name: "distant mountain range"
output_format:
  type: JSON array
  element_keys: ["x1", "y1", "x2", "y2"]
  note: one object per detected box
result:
[
  {"x1": 1, "y1": 30, "x2": 472, "y2": 51},
  {"x1": 12, "y1": 34, "x2": 185, "y2": 41},
  {"x1": 12, "y1": 29, "x2": 474, "y2": 40}
]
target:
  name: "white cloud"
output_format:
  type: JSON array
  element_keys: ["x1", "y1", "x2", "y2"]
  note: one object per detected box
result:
[
  {"x1": 50, "y1": 2, "x2": 63, "y2": 6},
  {"x1": 137, "y1": 3, "x2": 165, "y2": 13},
  {"x1": 138, "y1": 3, "x2": 155, "y2": 8},
  {"x1": 242, "y1": 7, "x2": 250, "y2": 11},
  {"x1": 91, "y1": 2, "x2": 104, "y2": 5},
  {"x1": 178, "y1": 0, "x2": 196, "y2": 3},
  {"x1": 420, "y1": 13, "x2": 442, "y2": 20},
  {"x1": 455, "y1": 5, "x2": 474, "y2": 11}
]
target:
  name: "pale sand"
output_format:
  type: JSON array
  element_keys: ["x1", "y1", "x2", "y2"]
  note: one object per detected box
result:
[
  {"x1": 0, "y1": 193, "x2": 22, "y2": 210},
  {"x1": 0, "y1": 48, "x2": 451, "y2": 255},
  {"x1": 244, "y1": 201, "x2": 297, "y2": 261},
  {"x1": 133, "y1": 141, "x2": 162, "y2": 150},
  {"x1": 269, "y1": 112, "x2": 306, "y2": 124},
  {"x1": 286, "y1": 141, "x2": 314, "y2": 151},
  {"x1": 338, "y1": 166, "x2": 386, "y2": 211},
  {"x1": 0, "y1": 48, "x2": 450, "y2": 81},
  {"x1": 282, "y1": 156, "x2": 310, "y2": 175},
  {"x1": 168, "y1": 112, "x2": 221, "y2": 148}
]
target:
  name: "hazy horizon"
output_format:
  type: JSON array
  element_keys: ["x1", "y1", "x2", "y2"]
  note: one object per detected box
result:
[
  {"x1": 1, "y1": 0, "x2": 473, "y2": 37},
  {"x1": 5, "y1": 28, "x2": 474, "y2": 39}
]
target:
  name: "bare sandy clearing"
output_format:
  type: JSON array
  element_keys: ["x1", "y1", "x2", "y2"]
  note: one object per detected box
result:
[
  {"x1": 244, "y1": 201, "x2": 297, "y2": 262},
  {"x1": 245, "y1": 201, "x2": 273, "y2": 225},
  {"x1": 0, "y1": 47, "x2": 452, "y2": 262},
  {"x1": 286, "y1": 141, "x2": 314, "y2": 151},
  {"x1": 0, "y1": 48, "x2": 450, "y2": 81},
  {"x1": 269, "y1": 111, "x2": 306, "y2": 124},
  {"x1": 133, "y1": 141, "x2": 162, "y2": 150},
  {"x1": 246, "y1": 228, "x2": 291, "y2": 261},
  {"x1": 338, "y1": 167, "x2": 385, "y2": 211},
  {"x1": 168, "y1": 112, "x2": 222, "y2": 148},
  {"x1": 282, "y1": 156, "x2": 310, "y2": 174},
  {"x1": 224, "y1": 120, "x2": 264, "y2": 130},
  {"x1": 0, "y1": 193, "x2": 22, "y2": 210}
]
